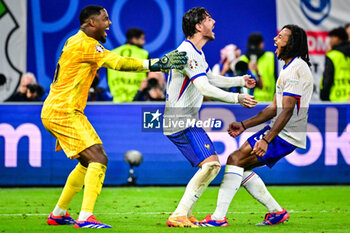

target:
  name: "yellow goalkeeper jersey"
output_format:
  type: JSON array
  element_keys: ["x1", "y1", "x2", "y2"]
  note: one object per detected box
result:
[{"x1": 41, "y1": 30, "x2": 145, "y2": 119}]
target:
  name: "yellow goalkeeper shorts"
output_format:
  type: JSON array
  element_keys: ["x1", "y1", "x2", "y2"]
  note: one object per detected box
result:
[{"x1": 42, "y1": 113, "x2": 102, "y2": 159}]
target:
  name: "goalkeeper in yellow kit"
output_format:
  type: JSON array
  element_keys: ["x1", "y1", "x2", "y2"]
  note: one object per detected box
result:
[{"x1": 42, "y1": 5, "x2": 187, "y2": 229}]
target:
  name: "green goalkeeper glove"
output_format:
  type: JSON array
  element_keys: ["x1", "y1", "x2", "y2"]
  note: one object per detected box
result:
[{"x1": 149, "y1": 50, "x2": 187, "y2": 72}]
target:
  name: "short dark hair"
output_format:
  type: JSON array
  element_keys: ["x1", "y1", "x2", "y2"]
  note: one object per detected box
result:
[
  {"x1": 79, "y1": 5, "x2": 104, "y2": 26},
  {"x1": 126, "y1": 28, "x2": 145, "y2": 43},
  {"x1": 182, "y1": 7, "x2": 210, "y2": 38},
  {"x1": 247, "y1": 33, "x2": 264, "y2": 49},
  {"x1": 329, "y1": 27, "x2": 348, "y2": 42},
  {"x1": 279, "y1": 24, "x2": 311, "y2": 67},
  {"x1": 345, "y1": 23, "x2": 350, "y2": 29}
]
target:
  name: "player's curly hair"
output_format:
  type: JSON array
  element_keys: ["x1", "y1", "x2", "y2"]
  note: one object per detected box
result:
[
  {"x1": 279, "y1": 24, "x2": 311, "y2": 67},
  {"x1": 182, "y1": 7, "x2": 210, "y2": 38},
  {"x1": 79, "y1": 5, "x2": 104, "y2": 26}
]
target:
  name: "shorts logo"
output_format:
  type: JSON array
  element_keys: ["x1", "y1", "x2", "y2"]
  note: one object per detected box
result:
[
  {"x1": 143, "y1": 109, "x2": 162, "y2": 129},
  {"x1": 95, "y1": 45, "x2": 105, "y2": 53},
  {"x1": 254, "y1": 132, "x2": 267, "y2": 142},
  {"x1": 189, "y1": 59, "x2": 198, "y2": 70},
  {"x1": 204, "y1": 144, "x2": 210, "y2": 150}
]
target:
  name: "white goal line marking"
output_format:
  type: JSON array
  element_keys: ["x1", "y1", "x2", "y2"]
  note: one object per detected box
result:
[{"x1": 0, "y1": 210, "x2": 332, "y2": 217}]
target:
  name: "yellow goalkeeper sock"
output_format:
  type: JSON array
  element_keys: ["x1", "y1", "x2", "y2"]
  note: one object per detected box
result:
[
  {"x1": 56, "y1": 163, "x2": 87, "y2": 211},
  {"x1": 81, "y1": 162, "x2": 106, "y2": 213}
]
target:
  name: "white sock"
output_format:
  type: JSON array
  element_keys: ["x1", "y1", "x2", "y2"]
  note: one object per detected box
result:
[
  {"x1": 242, "y1": 170, "x2": 282, "y2": 213},
  {"x1": 212, "y1": 165, "x2": 244, "y2": 220},
  {"x1": 78, "y1": 211, "x2": 93, "y2": 221},
  {"x1": 52, "y1": 205, "x2": 66, "y2": 216},
  {"x1": 187, "y1": 200, "x2": 195, "y2": 218},
  {"x1": 172, "y1": 161, "x2": 221, "y2": 218}
]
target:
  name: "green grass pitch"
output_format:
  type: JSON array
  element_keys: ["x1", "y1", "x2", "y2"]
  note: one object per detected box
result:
[{"x1": 1, "y1": 186, "x2": 349, "y2": 232}]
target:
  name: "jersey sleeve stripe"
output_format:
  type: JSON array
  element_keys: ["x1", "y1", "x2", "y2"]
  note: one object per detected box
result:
[
  {"x1": 190, "y1": 72, "x2": 206, "y2": 82},
  {"x1": 177, "y1": 76, "x2": 190, "y2": 101},
  {"x1": 283, "y1": 92, "x2": 301, "y2": 115},
  {"x1": 283, "y1": 92, "x2": 301, "y2": 98},
  {"x1": 167, "y1": 70, "x2": 172, "y2": 89},
  {"x1": 206, "y1": 66, "x2": 210, "y2": 73}
]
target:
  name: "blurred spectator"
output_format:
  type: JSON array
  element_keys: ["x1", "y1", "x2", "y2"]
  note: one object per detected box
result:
[
  {"x1": 240, "y1": 32, "x2": 275, "y2": 101},
  {"x1": 212, "y1": 44, "x2": 259, "y2": 96},
  {"x1": 133, "y1": 76, "x2": 165, "y2": 101},
  {"x1": 88, "y1": 72, "x2": 110, "y2": 101},
  {"x1": 107, "y1": 28, "x2": 149, "y2": 103},
  {"x1": 320, "y1": 27, "x2": 350, "y2": 101},
  {"x1": 148, "y1": 71, "x2": 165, "y2": 92},
  {"x1": 7, "y1": 72, "x2": 44, "y2": 101},
  {"x1": 26, "y1": 83, "x2": 45, "y2": 101},
  {"x1": 345, "y1": 23, "x2": 350, "y2": 42},
  {"x1": 233, "y1": 60, "x2": 258, "y2": 95},
  {"x1": 212, "y1": 44, "x2": 241, "y2": 76}
]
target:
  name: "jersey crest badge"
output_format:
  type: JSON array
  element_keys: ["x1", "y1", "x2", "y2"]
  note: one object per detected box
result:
[
  {"x1": 189, "y1": 59, "x2": 198, "y2": 70},
  {"x1": 95, "y1": 45, "x2": 105, "y2": 53}
]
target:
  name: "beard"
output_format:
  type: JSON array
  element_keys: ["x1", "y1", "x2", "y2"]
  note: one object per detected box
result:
[{"x1": 277, "y1": 45, "x2": 286, "y2": 60}]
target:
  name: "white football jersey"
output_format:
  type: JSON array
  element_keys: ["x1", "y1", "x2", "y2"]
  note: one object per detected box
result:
[
  {"x1": 270, "y1": 57, "x2": 313, "y2": 148},
  {"x1": 164, "y1": 40, "x2": 210, "y2": 135}
]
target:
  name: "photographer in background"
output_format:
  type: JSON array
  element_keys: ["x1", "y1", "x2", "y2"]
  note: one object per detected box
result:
[
  {"x1": 26, "y1": 83, "x2": 45, "y2": 101},
  {"x1": 240, "y1": 33, "x2": 275, "y2": 101},
  {"x1": 233, "y1": 60, "x2": 257, "y2": 96},
  {"x1": 212, "y1": 44, "x2": 241, "y2": 77},
  {"x1": 133, "y1": 73, "x2": 165, "y2": 101},
  {"x1": 211, "y1": 44, "x2": 243, "y2": 97},
  {"x1": 7, "y1": 72, "x2": 44, "y2": 101}
]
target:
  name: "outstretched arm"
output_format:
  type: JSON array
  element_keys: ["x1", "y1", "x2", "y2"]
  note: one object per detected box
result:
[
  {"x1": 242, "y1": 94, "x2": 277, "y2": 128},
  {"x1": 207, "y1": 71, "x2": 256, "y2": 89},
  {"x1": 228, "y1": 95, "x2": 276, "y2": 138},
  {"x1": 192, "y1": 76, "x2": 257, "y2": 108},
  {"x1": 101, "y1": 50, "x2": 187, "y2": 72}
]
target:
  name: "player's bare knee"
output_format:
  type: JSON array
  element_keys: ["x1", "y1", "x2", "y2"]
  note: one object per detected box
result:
[
  {"x1": 89, "y1": 144, "x2": 108, "y2": 165},
  {"x1": 226, "y1": 150, "x2": 243, "y2": 167},
  {"x1": 95, "y1": 153, "x2": 108, "y2": 166},
  {"x1": 77, "y1": 157, "x2": 89, "y2": 168}
]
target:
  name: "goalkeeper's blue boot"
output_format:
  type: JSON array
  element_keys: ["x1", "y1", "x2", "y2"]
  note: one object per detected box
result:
[
  {"x1": 199, "y1": 215, "x2": 229, "y2": 227},
  {"x1": 256, "y1": 208, "x2": 289, "y2": 226},
  {"x1": 74, "y1": 215, "x2": 112, "y2": 228},
  {"x1": 47, "y1": 212, "x2": 75, "y2": 225}
]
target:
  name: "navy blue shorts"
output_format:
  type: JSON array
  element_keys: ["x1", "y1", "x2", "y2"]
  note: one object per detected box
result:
[
  {"x1": 167, "y1": 126, "x2": 216, "y2": 167},
  {"x1": 247, "y1": 126, "x2": 296, "y2": 168}
]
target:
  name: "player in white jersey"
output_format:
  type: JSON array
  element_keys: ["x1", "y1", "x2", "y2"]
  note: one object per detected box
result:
[
  {"x1": 199, "y1": 24, "x2": 313, "y2": 227},
  {"x1": 165, "y1": 7, "x2": 258, "y2": 228}
]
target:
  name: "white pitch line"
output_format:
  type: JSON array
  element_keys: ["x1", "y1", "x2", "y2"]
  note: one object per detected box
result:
[{"x1": 0, "y1": 210, "x2": 332, "y2": 217}]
